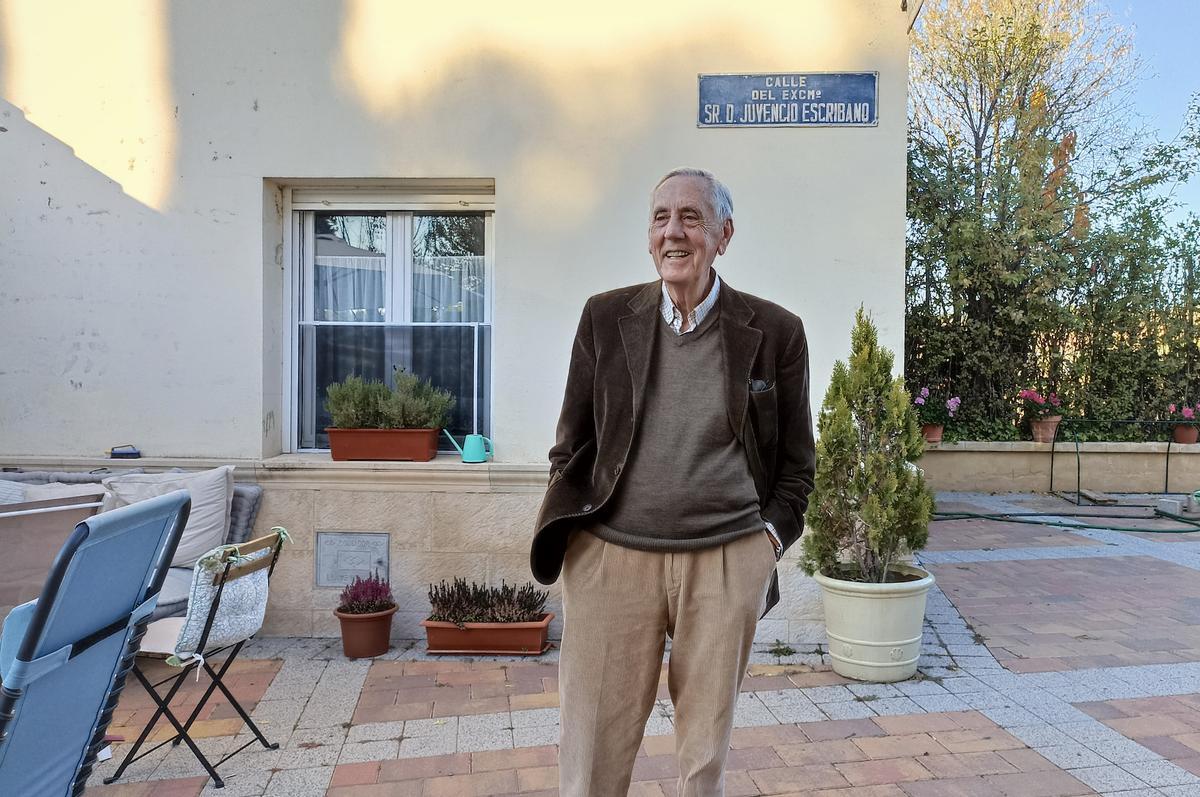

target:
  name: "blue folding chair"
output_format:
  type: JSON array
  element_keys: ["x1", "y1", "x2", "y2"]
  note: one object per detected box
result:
[{"x1": 0, "y1": 490, "x2": 190, "y2": 797}]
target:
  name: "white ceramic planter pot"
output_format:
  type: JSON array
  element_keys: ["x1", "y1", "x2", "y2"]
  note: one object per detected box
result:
[{"x1": 814, "y1": 563, "x2": 935, "y2": 682}]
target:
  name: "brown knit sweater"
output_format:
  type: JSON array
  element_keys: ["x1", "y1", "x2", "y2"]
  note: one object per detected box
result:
[{"x1": 592, "y1": 305, "x2": 763, "y2": 550}]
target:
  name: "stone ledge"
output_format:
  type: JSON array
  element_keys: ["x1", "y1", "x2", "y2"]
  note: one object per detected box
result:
[
  {"x1": 927, "y1": 441, "x2": 1200, "y2": 454},
  {"x1": 920, "y1": 442, "x2": 1200, "y2": 492},
  {"x1": 0, "y1": 454, "x2": 551, "y2": 492}
]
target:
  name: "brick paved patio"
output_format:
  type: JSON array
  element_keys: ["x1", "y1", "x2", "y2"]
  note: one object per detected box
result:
[
  {"x1": 83, "y1": 491, "x2": 1200, "y2": 796},
  {"x1": 929, "y1": 556, "x2": 1200, "y2": 672}
]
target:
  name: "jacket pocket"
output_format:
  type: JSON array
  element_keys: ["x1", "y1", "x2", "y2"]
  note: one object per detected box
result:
[{"x1": 749, "y1": 386, "x2": 778, "y2": 447}]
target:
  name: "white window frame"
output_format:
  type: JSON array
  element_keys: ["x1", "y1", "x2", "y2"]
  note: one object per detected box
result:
[{"x1": 281, "y1": 181, "x2": 496, "y2": 454}]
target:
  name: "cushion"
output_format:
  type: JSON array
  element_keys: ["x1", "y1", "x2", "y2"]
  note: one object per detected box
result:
[
  {"x1": 170, "y1": 544, "x2": 271, "y2": 662},
  {"x1": 102, "y1": 466, "x2": 234, "y2": 568},
  {"x1": 19, "y1": 482, "x2": 106, "y2": 502},
  {"x1": 0, "y1": 481, "x2": 25, "y2": 505},
  {"x1": 157, "y1": 567, "x2": 195, "y2": 609},
  {"x1": 0, "y1": 469, "x2": 143, "y2": 484}
]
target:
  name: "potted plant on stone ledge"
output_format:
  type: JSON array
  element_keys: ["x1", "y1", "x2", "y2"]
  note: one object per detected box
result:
[
  {"x1": 912, "y1": 386, "x2": 961, "y2": 444},
  {"x1": 422, "y1": 579, "x2": 553, "y2": 655},
  {"x1": 1166, "y1": 403, "x2": 1200, "y2": 445},
  {"x1": 801, "y1": 308, "x2": 935, "y2": 683},
  {"x1": 1020, "y1": 387, "x2": 1065, "y2": 443},
  {"x1": 334, "y1": 572, "x2": 397, "y2": 658},
  {"x1": 324, "y1": 367, "x2": 455, "y2": 461}
]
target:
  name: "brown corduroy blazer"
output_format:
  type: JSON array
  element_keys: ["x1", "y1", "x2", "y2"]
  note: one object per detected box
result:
[{"x1": 529, "y1": 278, "x2": 816, "y2": 617}]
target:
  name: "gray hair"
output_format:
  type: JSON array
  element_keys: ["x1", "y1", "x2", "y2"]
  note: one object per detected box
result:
[{"x1": 652, "y1": 168, "x2": 733, "y2": 224}]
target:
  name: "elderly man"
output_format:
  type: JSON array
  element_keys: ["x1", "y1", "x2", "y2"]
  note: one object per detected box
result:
[{"x1": 530, "y1": 168, "x2": 815, "y2": 796}]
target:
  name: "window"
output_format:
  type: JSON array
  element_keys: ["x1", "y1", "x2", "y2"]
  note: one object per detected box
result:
[{"x1": 287, "y1": 182, "x2": 493, "y2": 452}]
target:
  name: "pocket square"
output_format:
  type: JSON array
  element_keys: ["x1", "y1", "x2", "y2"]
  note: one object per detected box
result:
[{"x1": 749, "y1": 378, "x2": 774, "y2": 393}]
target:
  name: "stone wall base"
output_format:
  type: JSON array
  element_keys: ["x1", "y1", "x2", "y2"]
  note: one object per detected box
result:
[
  {"x1": 19, "y1": 444, "x2": 1193, "y2": 647},
  {"x1": 920, "y1": 441, "x2": 1200, "y2": 494}
]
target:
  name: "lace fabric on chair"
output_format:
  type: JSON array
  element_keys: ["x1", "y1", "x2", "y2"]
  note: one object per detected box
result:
[{"x1": 169, "y1": 544, "x2": 271, "y2": 664}]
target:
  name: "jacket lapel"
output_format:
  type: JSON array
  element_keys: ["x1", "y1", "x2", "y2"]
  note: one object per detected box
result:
[
  {"x1": 719, "y1": 281, "x2": 761, "y2": 443},
  {"x1": 618, "y1": 282, "x2": 662, "y2": 428}
]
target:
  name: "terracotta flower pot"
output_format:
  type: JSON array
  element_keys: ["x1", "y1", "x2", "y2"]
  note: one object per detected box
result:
[
  {"x1": 326, "y1": 428, "x2": 439, "y2": 461},
  {"x1": 1174, "y1": 424, "x2": 1200, "y2": 445},
  {"x1": 421, "y1": 612, "x2": 554, "y2": 655},
  {"x1": 334, "y1": 605, "x2": 397, "y2": 658},
  {"x1": 921, "y1": 424, "x2": 944, "y2": 444},
  {"x1": 1030, "y1": 414, "x2": 1062, "y2": 443}
]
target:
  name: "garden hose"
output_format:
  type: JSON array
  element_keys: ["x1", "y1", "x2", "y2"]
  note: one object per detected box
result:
[{"x1": 932, "y1": 508, "x2": 1200, "y2": 534}]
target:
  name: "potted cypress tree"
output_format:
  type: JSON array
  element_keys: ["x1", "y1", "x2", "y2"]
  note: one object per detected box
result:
[
  {"x1": 421, "y1": 579, "x2": 553, "y2": 655},
  {"x1": 334, "y1": 572, "x2": 397, "y2": 658},
  {"x1": 801, "y1": 309, "x2": 936, "y2": 682},
  {"x1": 324, "y1": 368, "x2": 454, "y2": 461}
]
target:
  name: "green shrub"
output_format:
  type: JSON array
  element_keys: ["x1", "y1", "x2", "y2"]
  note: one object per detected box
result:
[
  {"x1": 801, "y1": 309, "x2": 934, "y2": 583},
  {"x1": 325, "y1": 368, "x2": 454, "y2": 429}
]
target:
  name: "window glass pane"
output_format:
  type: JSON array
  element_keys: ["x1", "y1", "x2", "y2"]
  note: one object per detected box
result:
[
  {"x1": 313, "y1": 213, "x2": 388, "y2": 322},
  {"x1": 297, "y1": 324, "x2": 490, "y2": 449},
  {"x1": 412, "y1": 213, "x2": 485, "y2": 323}
]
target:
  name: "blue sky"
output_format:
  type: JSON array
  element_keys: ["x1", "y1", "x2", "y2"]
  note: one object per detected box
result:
[{"x1": 1102, "y1": 0, "x2": 1200, "y2": 220}]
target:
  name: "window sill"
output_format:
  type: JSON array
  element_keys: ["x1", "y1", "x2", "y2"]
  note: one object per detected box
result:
[{"x1": 260, "y1": 454, "x2": 548, "y2": 490}]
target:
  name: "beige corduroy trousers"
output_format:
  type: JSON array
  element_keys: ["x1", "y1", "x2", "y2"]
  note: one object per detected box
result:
[{"x1": 558, "y1": 528, "x2": 778, "y2": 797}]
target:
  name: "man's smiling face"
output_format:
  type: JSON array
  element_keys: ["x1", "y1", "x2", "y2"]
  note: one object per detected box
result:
[{"x1": 648, "y1": 174, "x2": 733, "y2": 289}]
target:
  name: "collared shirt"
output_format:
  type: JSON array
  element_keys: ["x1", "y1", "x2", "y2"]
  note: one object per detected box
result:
[{"x1": 660, "y1": 270, "x2": 721, "y2": 335}]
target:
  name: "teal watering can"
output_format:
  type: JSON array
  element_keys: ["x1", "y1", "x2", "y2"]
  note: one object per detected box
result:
[{"x1": 443, "y1": 430, "x2": 493, "y2": 463}]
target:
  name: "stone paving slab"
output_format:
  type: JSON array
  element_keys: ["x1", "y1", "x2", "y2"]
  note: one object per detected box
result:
[
  {"x1": 926, "y1": 518, "x2": 1099, "y2": 551},
  {"x1": 103, "y1": 658, "x2": 283, "y2": 745},
  {"x1": 86, "y1": 645, "x2": 1200, "y2": 796},
  {"x1": 83, "y1": 492, "x2": 1200, "y2": 796},
  {"x1": 91, "y1": 711, "x2": 1106, "y2": 796},
  {"x1": 929, "y1": 555, "x2": 1200, "y2": 672}
]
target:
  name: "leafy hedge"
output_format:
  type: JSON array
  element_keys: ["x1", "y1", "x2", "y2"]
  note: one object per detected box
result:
[{"x1": 905, "y1": 2, "x2": 1200, "y2": 442}]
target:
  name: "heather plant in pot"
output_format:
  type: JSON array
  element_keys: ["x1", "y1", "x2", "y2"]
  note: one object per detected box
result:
[
  {"x1": 801, "y1": 308, "x2": 936, "y2": 682},
  {"x1": 421, "y1": 579, "x2": 554, "y2": 655},
  {"x1": 324, "y1": 367, "x2": 455, "y2": 461},
  {"x1": 334, "y1": 572, "x2": 397, "y2": 658}
]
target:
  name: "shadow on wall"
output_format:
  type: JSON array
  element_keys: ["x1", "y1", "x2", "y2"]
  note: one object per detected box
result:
[
  {"x1": 4, "y1": 1, "x2": 869, "y2": 223},
  {"x1": 0, "y1": 98, "x2": 169, "y2": 420},
  {"x1": 0, "y1": 0, "x2": 892, "y2": 461}
]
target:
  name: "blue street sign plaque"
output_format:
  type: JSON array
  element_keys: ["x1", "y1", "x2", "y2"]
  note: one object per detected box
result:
[{"x1": 698, "y1": 72, "x2": 878, "y2": 128}]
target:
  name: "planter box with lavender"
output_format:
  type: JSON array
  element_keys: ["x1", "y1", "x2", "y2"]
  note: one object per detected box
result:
[{"x1": 421, "y1": 579, "x2": 554, "y2": 655}]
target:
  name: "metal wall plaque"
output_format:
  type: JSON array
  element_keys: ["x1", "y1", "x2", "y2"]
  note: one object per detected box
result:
[
  {"x1": 315, "y1": 531, "x2": 389, "y2": 587},
  {"x1": 698, "y1": 72, "x2": 878, "y2": 128}
]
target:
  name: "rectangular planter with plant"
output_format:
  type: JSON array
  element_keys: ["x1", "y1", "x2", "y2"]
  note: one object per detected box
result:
[
  {"x1": 324, "y1": 367, "x2": 455, "y2": 462},
  {"x1": 421, "y1": 579, "x2": 553, "y2": 655}
]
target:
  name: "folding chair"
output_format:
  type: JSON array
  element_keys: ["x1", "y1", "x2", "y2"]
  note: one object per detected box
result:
[
  {"x1": 104, "y1": 527, "x2": 288, "y2": 789},
  {"x1": 0, "y1": 490, "x2": 190, "y2": 797}
]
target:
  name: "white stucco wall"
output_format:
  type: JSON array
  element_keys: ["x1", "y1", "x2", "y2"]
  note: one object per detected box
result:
[{"x1": 0, "y1": 1, "x2": 909, "y2": 462}]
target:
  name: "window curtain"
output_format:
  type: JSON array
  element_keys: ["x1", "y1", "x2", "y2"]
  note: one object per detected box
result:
[
  {"x1": 411, "y1": 256, "x2": 486, "y2": 323},
  {"x1": 314, "y1": 257, "x2": 387, "y2": 322}
]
